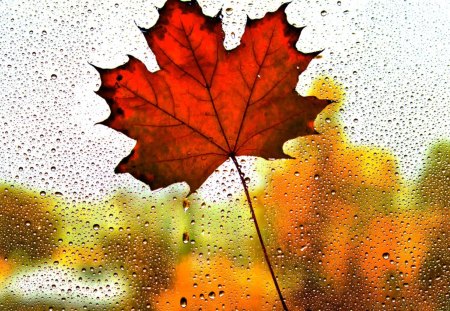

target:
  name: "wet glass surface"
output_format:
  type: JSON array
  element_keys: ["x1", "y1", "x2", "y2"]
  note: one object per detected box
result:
[{"x1": 0, "y1": 0, "x2": 449, "y2": 310}]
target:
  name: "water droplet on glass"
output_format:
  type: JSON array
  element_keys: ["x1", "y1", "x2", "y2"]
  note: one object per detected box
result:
[
  {"x1": 183, "y1": 232, "x2": 189, "y2": 244},
  {"x1": 180, "y1": 297, "x2": 187, "y2": 308},
  {"x1": 183, "y1": 198, "x2": 190, "y2": 211}
]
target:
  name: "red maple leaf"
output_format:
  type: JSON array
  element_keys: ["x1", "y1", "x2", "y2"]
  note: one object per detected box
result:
[
  {"x1": 96, "y1": 1, "x2": 329, "y2": 308},
  {"x1": 96, "y1": 0, "x2": 329, "y2": 193}
]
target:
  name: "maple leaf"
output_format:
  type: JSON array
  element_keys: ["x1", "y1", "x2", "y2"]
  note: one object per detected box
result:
[
  {"x1": 96, "y1": 0, "x2": 329, "y2": 193},
  {"x1": 96, "y1": 1, "x2": 329, "y2": 308}
]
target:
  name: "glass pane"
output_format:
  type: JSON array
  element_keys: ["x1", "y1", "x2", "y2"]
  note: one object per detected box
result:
[{"x1": 0, "y1": 0, "x2": 448, "y2": 310}]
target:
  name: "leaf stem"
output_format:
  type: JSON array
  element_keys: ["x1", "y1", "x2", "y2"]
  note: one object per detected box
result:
[{"x1": 230, "y1": 155, "x2": 289, "y2": 311}]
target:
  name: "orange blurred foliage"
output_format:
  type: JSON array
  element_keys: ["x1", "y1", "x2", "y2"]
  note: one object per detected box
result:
[
  {"x1": 156, "y1": 256, "x2": 278, "y2": 311},
  {"x1": 250, "y1": 77, "x2": 449, "y2": 310}
]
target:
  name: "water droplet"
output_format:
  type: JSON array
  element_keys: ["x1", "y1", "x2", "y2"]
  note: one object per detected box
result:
[
  {"x1": 180, "y1": 297, "x2": 187, "y2": 308},
  {"x1": 382, "y1": 252, "x2": 390, "y2": 259},
  {"x1": 183, "y1": 232, "x2": 189, "y2": 244},
  {"x1": 93, "y1": 224, "x2": 100, "y2": 231},
  {"x1": 183, "y1": 198, "x2": 190, "y2": 211},
  {"x1": 209, "y1": 291, "x2": 216, "y2": 299}
]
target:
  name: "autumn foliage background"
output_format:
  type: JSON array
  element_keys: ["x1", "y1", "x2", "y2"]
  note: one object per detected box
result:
[{"x1": 0, "y1": 1, "x2": 448, "y2": 311}]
